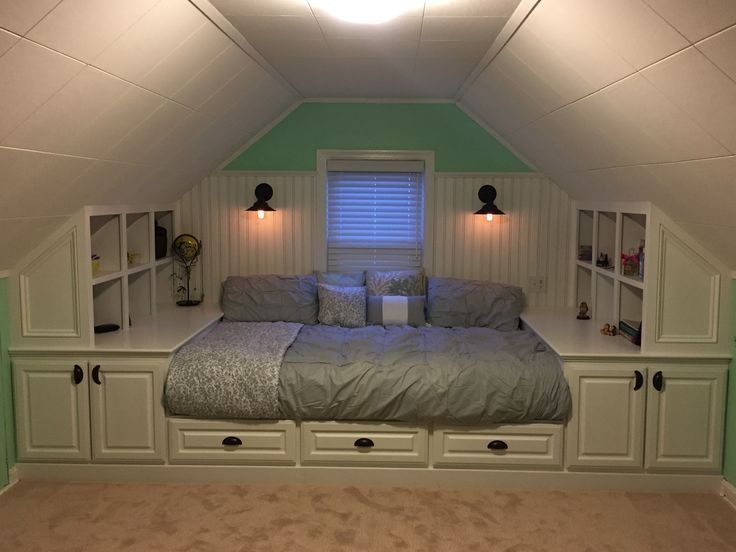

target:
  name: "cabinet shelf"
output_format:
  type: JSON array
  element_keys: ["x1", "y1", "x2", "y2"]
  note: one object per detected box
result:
[
  {"x1": 127, "y1": 263, "x2": 152, "y2": 276},
  {"x1": 91, "y1": 270, "x2": 124, "y2": 286},
  {"x1": 155, "y1": 256, "x2": 172, "y2": 267}
]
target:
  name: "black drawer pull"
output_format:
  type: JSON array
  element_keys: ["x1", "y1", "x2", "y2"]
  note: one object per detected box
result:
[
  {"x1": 488, "y1": 440, "x2": 508, "y2": 451},
  {"x1": 92, "y1": 365, "x2": 101, "y2": 385},
  {"x1": 634, "y1": 370, "x2": 643, "y2": 391},
  {"x1": 222, "y1": 436, "x2": 242, "y2": 447},
  {"x1": 73, "y1": 365, "x2": 84, "y2": 385},
  {"x1": 354, "y1": 437, "x2": 375, "y2": 448},
  {"x1": 652, "y1": 371, "x2": 663, "y2": 392}
]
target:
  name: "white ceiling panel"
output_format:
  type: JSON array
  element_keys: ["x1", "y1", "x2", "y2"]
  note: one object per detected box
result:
[
  {"x1": 678, "y1": 222, "x2": 736, "y2": 271},
  {"x1": 425, "y1": 0, "x2": 520, "y2": 17},
  {"x1": 0, "y1": 39, "x2": 84, "y2": 141},
  {"x1": 212, "y1": 1, "x2": 523, "y2": 98},
  {"x1": 317, "y1": 16, "x2": 422, "y2": 40},
  {"x1": 643, "y1": 0, "x2": 736, "y2": 43},
  {"x1": 171, "y1": 44, "x2": 251, "y2": 108},
  {"x1": 103, "y1": 100, "x2": 194, "y2": 164},
  {"x1": 0, "y1": 27, "x2": 19, "y2": 55},
  {"x1": 209, "y1": 0, "x2": 313, "y2": 17},
  {"x1": 698, "y1": 25, "x2": 736, "y2": 82},
  {"x1": 136, "y1": 22, "x2": 233, "y2": 99},
  {"x1": 139, "y1": 110, "x2": 212, "y2": 165},
  {"x1": 462, "y1": 61, "x2": 549, "y2": 135},
  {"x1": 198, "y1": 63, "x2": 270, "y2": 118},
  {"x1": 0, "y1": 216, "x2": 68, "y2": 268},
  {"x1": 0, "y1": 0, "x2": 59, "y2": 35},
  {"x1": 3, "y1": 66, "x2": 162, "y2": 158},
  {"x1": 643, "y1": 47, "x2": 736, "y2": 154},
  {"x1": 572, "y1": 0, "x2": 688, "y2": 69},
  {"x1": 228, "y1": 14, "x2": 325, "y2": 40},
  {"x1": 503, "y1": 1, "x2": 634, "y2": 113},
  {"x1": 93, "y1": 0, "x2": 204, "y2": 86},
  {"x1": 420, "y1": 16, "x2": 506, "y2": 41},
  {"x1": 26, "y1": 0, "x2": 159, "y2": 62},
  {"x1": 0, "y1": 148, "x2": 94, "y2": 217}
]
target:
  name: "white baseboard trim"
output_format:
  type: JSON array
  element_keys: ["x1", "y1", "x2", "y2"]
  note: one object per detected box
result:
[
  {"x1": 15, "y1": 463, "x2": 723, "y2": 494},
  {"x1": 722, "y1": 478, "x2": 736, "y2": 508},
  {"x1": 0, "y1": 467, "x2": 20, "y2": 497}
]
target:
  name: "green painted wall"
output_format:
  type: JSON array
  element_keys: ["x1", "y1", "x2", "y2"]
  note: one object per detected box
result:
[
  {"x1": 224, "y1": 103, "x2": 531, "y2": 173},
  {"x1": 0, "y1": 278, "x2": 11, "y2": 486},
  {"x1": 724, "y1": 280, "x2": 736, "y2": 484}
]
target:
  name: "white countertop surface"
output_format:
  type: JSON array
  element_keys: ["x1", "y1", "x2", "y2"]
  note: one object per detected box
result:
[{"x1": 521, "y1": 308, "x2": 731, "y2": 360}]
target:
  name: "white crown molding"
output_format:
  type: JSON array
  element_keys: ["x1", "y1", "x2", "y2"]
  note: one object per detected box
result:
[{"x1": 0, "y1": 270, "x2": 9, "y2": 279}]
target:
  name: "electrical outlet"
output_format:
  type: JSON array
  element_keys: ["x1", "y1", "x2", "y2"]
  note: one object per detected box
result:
[{"x1": 528, "y1": 276, "x2": 546, "y2": 293}]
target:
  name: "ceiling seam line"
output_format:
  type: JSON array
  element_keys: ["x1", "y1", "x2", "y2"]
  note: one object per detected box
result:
[
  {"x1": 455, "y1": 0, "x2": 541, "y2": 101},
  {"x1": 0, "y1": 144, "x2": 148, "y2": 165},
  {"x1": 508, "y1": 42, "x2": 703, "y2": 137},
  {"x1": 19, "y1": 0, "x2": 64, "y2": 37},
  {"x1": 571, "y1": 153, "x2": 735, "y2": 173}
]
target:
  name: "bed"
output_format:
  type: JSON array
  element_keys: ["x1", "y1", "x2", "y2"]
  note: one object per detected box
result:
[{"x1": 164, "y1": 273, "x2": 571, "y2": 426}]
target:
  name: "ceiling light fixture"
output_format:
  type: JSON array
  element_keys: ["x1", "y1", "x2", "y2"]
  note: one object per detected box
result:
[{"x1": 310, "y1": 0, "x2": 424, "y2": 24}]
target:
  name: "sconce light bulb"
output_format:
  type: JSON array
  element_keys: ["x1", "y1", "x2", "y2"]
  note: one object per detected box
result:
[
  {"x1": 257, "y1": 209, "x2": 265, "y2": 219},
  {"x1": 486, "y1": 213, "x2": 493, "y2": 222}
]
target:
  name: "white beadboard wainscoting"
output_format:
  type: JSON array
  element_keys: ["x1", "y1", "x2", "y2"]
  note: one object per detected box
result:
[{"x1": 177, "y1": 172, "x2": 572, "y2": 307}]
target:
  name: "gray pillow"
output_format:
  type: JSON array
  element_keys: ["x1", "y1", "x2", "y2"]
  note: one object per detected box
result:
[
  {"x1": 221, "y1": 274, "x2": 318, "y2": 324},
  {"x1": 317, "y1": 284, "x2": 366, "y2": 328},
  {"x1": 367, "y1": 296, "x2": 425, "y2": 327},
  {"x1": 315, "y1": 271, "x2": 365, "y2": 287},
  {"x1": 427, "y1": 277, "x2": 523, "y2": 331}
]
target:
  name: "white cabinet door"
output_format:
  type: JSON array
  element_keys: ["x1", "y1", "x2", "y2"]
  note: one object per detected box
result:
[
  {"x1": 89, "y1": 359, "x2": 166, "y2": 463},
  {"x1": 566, "y1": 364, "x2": 647, "y2": 469},
  {"x1": 13, "y1": 358, "x2": 91, "y2": 462},
  {"x1": 645, "y1": 364, "x2": 726, "y2": 472}
]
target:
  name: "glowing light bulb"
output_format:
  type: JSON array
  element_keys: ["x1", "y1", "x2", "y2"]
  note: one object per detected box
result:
[
  {"x1": 257, "y1": 209, "x2": 265, "y2": 220},
  {"x1": 486, "y1": 213, "x2": 493, "y2": 222}
]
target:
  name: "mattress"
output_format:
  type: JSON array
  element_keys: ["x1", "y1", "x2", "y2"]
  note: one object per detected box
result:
[{"x1": 166, "y1": 323, "x2": 571, "y2": 425}]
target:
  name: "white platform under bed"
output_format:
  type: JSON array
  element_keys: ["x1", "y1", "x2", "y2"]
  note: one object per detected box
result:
[{"x1": 9, "y1": 304, "x2": 728, "y2": 493}]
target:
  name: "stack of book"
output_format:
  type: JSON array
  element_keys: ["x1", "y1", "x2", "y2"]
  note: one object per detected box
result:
[{"x1": 619, "y1": 319, "x2": 642, "y2": 346}]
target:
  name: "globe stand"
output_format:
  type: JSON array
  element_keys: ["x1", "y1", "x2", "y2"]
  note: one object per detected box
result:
[{"x1": 176, "y1": 263, "x2": 200, "y2": 307}]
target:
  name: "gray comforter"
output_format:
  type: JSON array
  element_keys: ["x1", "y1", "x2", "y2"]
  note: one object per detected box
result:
[{"x1": 166, "y1": 323, "x2": 571, "y2": 425}]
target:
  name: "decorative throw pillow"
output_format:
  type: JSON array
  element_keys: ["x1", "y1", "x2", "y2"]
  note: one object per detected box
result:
[
  {"x1": 315, "y1": 271, "x2": 365, "y2": 287},
  {"x1": 427, "y1": 277, "x2": 523, "y2": 331},
  {"x1": 365, "y1": 269, "x2": 425, "y2": 296},
  {"x1": 367, "y1": 296, "x2": 426, "y2": 327},
  {"x1": 317, "y1": 284, "x2": 366, "y2": 328}
]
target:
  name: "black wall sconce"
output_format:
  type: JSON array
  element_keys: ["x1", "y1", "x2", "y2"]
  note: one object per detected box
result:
[
  {"x1": 474, "y1": 185, "x2": 505, "y2": 222},
  {"x1": 245, "y1": 182, "x2": 275, "y2": 219}
]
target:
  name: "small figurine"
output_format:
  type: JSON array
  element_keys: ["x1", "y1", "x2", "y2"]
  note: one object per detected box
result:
[
  {"x1": 600, "y1": 323, "x2": 618, "y2": 336},
  {"x1": 577, "y1": 302, "x2": 590, "y2": 320}
]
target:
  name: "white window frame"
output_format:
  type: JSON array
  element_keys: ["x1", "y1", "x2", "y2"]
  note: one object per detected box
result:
[{"x1": 314, "y1": 150, "x2": 435, "y2": 273}]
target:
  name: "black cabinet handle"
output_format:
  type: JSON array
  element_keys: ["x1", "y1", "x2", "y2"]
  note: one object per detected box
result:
[
  {"x1": 488, "y1": 440, "x2": 509, "y2": 451},
  {"x1": 634, "y1": 370, "x2": 644, "y2": 391},
  {"x1": 222, "y1": 436, "x2": 242, "y2": 447},
  {"x1": 652, "y1": 371, "x2": 663, "y2": 392},
  {"x1": 73, "y1": 365, "x2": 84, "y2": 385},
  {"x1": 354, "y1": 437, "x2": 375, "y2": 448},
  {"x1": 92, "y1": 365, "x2": 101, "y2": 385}
]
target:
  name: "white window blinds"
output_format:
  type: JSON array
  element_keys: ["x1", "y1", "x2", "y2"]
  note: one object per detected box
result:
[{"x1": 327, "y1": 168, "x2": 424, "y2": 272}]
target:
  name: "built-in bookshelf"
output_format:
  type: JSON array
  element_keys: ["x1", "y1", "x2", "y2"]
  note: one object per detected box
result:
[
  {"x1": 575, "y1": 205, "x2": 647, "y2": 346},
  {"x1": 88, "y1": 206, "x2": 175, "y2": 335}
]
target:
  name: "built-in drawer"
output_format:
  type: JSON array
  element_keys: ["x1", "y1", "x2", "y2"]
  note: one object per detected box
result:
[
  {"x1": 301, "y1": 422, "x2": 428, "y2": 466},
  {"x1": 168, "y1": 419, "x2": 297, "y2": 465},
  {"x1": 432, "y1": 424, "x2": 563, "y2": 468}
]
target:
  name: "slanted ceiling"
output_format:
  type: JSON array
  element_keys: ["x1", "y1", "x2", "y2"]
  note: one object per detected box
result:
[
  {"x1": 0, "y1": 0, "x2": 297, "y2": 271},
  {"x1": 1, "y1": 0, "x2": 736, "y2": 272}
]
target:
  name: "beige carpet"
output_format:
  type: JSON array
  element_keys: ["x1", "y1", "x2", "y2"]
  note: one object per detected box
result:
[{"x1": 1, "y1": 481, "x2": 735, "y2": 551}]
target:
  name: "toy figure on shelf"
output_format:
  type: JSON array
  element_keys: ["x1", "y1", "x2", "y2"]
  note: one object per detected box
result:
[
  {"x1": 577, "y1": 302, "x2": 590, "y2": 320},
  {"x1": 600, "y1": 323, "x2": 617, "y2": 336}
]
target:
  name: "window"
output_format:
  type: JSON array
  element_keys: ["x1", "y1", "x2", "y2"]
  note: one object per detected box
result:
[{"x1": 326, "y1": 160, "x2": 424, "y2": 272}]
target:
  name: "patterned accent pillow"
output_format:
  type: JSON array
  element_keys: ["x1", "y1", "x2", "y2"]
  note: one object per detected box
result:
[
  {"x1": 365, "y1": 269, "x2": 425, "y2": 296},
  {"x1": 317, "y1": 284, "x2": 366, "y2": 328},
  {"x1": 367, "y1": 296, "x2": 426, "y2": 327}
]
